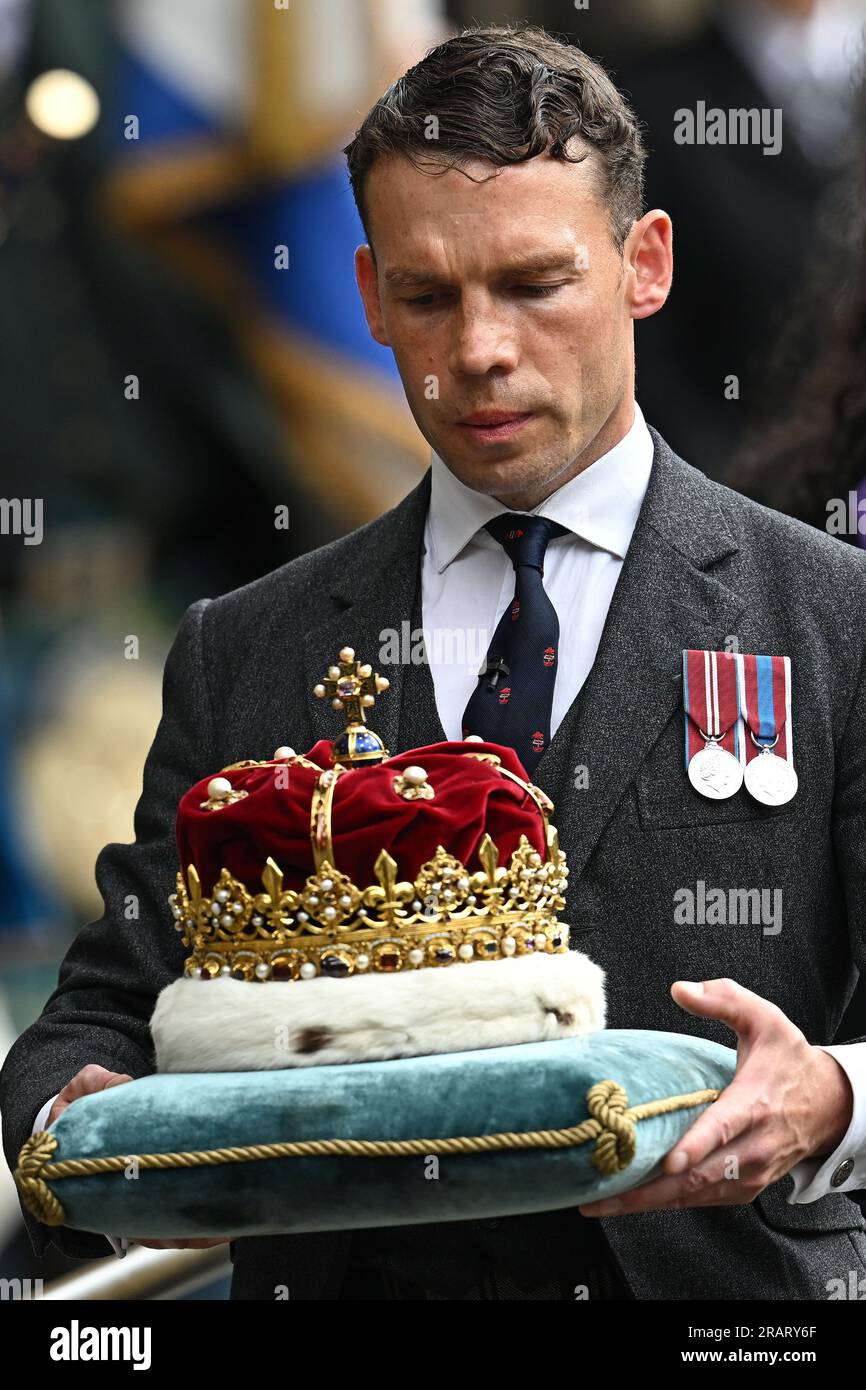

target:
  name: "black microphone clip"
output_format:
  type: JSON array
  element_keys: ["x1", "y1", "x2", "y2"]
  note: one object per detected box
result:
[{"x1": 478, "y1": 655, "x2": 510, "y2": 691}]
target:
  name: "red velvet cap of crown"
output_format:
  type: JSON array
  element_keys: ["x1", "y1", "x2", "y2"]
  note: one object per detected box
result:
[{"x1": 176, "y1": 740, "x2": 549, "y2": 895}]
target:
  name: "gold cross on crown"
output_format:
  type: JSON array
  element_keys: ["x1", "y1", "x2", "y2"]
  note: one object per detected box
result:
[{"x1": 313, "y1": 647, "x2": 391, "y2": 765}]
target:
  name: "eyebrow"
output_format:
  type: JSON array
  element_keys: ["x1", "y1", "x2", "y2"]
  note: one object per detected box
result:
[{"x1": 382, "y1": 253, "x2": 584, "y2": 289}]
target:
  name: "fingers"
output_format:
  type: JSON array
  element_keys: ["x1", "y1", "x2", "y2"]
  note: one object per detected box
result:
[
  {"x1": 661, "y1": 1087, "x2": 761, "y2": 1174},
  {"x1": 670, "y1": 977, "x2": 785, "y2": 1040},
  {"x1": 579, "y1": 1166, "x2": 758, "y2": 1217},
  {"x1": 581, "y1": 1121, "x2": 770, "y2": 1214},
  {"x1": 60, "y1": 1065, "x2": 133, "y2": 1101},
  {"x1": 46, "y1": 1067, "x2": 135, "y2": 1126}
]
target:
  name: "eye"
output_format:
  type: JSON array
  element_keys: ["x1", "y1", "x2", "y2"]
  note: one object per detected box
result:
[
  {"x1": 403, "y1": 292, "x2": 443, "y2": 308},
  {"x1": 515, "y1": 283, "x2": 565, "y2": 298},
  {"x1": 402, "y1": 283, "x2": 566, "y2": 307}
]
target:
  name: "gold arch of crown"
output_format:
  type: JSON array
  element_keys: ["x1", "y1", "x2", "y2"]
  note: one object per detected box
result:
[{"x1": 169, "y1": 647, "x2": 569, "y2": 981}]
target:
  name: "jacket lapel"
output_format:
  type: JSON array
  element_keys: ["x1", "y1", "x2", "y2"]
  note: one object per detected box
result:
[
  {"x1": 301, "y1": 471, "x2": 434, "y2": 758},
  {"x1": 533, "y1": 428, "x2": 747, "y2": 877},
  {"x1": 394, "y1": 559, "x2": 450, "y2": 752}
]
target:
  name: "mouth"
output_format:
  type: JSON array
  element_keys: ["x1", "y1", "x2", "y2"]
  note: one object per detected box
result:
[{"x1": 455, "y1": 411, "x2": 535, "y2": 445}]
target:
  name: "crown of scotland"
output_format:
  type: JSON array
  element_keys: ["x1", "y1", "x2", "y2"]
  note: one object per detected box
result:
[{"x1": 169, "y1": 647, "x2": 570, "y2": 983}]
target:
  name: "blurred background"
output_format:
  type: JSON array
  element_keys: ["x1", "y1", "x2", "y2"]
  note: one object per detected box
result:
[{"x1": 1, "y1": 0, "x2": 865, "y2": 1297}]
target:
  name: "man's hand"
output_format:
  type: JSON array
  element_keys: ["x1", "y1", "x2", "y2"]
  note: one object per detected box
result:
[
  {"x1": 46, "y1": 1064, "x2": 135, "y2": 1127},
  {"x1": 578, "y1": 977, "x2": 854, "y2": 1218},
  {"x1": 44, "y1": 1065, "x2": 233, "y2": 1249}
]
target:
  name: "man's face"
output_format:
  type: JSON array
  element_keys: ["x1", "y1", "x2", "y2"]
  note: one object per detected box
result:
[{"x1": 355, "y1": 150, "x2": 670, "y2": 506}]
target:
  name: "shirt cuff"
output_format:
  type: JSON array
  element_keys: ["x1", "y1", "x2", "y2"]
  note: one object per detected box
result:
[
  {"x1": 787, "y1": 1043, "x2": 866, "y2": 1202},
  {"x1": 30, "y1": 1093, "x2": 130, "y2": 1257},
  {"x1": 31, "y1": 1093, "x2": 58, "y2": 1134}
]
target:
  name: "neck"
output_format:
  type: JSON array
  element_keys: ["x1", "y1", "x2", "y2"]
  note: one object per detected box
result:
[{"x1": 492, "y1": 396, "x2": 637, "y2": 511}]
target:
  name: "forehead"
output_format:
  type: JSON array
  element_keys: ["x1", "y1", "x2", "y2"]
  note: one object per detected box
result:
[{"x1": 363, "y1": 151, "x2": 607, "y2": 264}]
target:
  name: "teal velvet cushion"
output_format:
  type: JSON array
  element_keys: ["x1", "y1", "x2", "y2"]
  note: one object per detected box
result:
[{"x1": 19, "y1": 1030, "x2": 735, "y2": 1239}]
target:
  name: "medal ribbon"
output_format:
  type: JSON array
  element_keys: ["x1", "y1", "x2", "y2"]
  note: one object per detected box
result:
[
  {"x1": 736, "y1": 653, "x2": 792, "y2": 764},
  {"x1": 682, "y1": 649, "x2": 743, "y2": 767}
]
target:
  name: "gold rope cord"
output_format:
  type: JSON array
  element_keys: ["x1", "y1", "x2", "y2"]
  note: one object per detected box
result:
[{"x1": 15, "y1": 1081, "x2": 720, "y2": 1226}]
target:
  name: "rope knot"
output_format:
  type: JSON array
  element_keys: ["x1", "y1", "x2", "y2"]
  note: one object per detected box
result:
[
  {"x1": 587, "y1": 1080, "x2": 637, "y2": 1174},
  {"x1": 14, "y1": 1131, "x2": 67, "y2": 1226}
]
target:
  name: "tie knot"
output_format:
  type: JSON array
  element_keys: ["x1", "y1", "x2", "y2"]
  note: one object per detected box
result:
[{"x1": 485, "y1": 513, "x2": 568, "y2": 572}]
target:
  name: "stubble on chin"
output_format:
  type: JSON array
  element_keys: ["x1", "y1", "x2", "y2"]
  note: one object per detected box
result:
[{"x1": 450, "y1": 448, "x2": 576, "y2": 508}]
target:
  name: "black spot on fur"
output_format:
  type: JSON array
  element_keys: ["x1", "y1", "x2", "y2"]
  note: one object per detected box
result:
[
  {"x1": 545, "y1": 1005, "x2": 574, "y2": 1027},
  {"x1": 294, "y1": 1027, "x2": 333, "y2": 1054}
]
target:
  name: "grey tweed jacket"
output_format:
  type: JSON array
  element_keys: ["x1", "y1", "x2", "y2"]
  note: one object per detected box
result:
[{"x1": 3, "y1": 427, "x2": 866, "y2": 1299}]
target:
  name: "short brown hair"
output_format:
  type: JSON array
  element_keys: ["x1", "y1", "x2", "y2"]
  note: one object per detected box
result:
[{"x1": 344, "y1": 23, "x2": 646, "y2": 253}]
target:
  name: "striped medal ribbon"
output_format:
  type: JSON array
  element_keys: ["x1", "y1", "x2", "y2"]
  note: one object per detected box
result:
[
  {"x1": 737, "y1": 653, "x2": 798, "y2": 806},
  {"x1": 682, "y1": 649, "x2": 745, "y2": 800}
]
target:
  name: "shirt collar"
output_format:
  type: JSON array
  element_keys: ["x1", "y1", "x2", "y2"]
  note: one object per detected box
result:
[{"x1": 427, "y1": 400, "x2": 655, "y2": 573}]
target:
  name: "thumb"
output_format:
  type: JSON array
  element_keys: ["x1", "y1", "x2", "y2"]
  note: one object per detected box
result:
[
  {"x1": 670, "y1": 977, "x2": 767, "y2": 1041},
  {"x1": 670, "y1": 980, "x2": 707, "y2": 1014}
]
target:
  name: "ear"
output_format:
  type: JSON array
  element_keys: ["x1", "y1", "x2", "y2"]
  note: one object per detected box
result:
[
  {"x1": 624, "y1": 209, "x2": 673, "y2": 321},
  {"x1": 354, "y1": 244, "x2": 391, "y2": 347}
]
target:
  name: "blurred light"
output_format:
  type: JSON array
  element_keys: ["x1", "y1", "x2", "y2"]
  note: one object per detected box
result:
[{"x1": 24, "y1": 69, "x2": 100, "y2": 140}]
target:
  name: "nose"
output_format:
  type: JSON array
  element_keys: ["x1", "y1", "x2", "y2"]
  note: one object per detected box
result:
[{"x1": 448, "y1": 295, "x2": 519, "y2": 377}]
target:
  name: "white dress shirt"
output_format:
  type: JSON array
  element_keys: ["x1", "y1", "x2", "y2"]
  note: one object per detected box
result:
[{"x1": 27, "y1": 401, "x2": 866, "y2": 1254}]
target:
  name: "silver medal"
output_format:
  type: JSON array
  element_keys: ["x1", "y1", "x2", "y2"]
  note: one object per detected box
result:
[
  {"x1": 743, "y1": 733, "x2": 798, "y2": 806},
  {"x1": 687, "y1": 736, "x2": 744, "y2": 800}
]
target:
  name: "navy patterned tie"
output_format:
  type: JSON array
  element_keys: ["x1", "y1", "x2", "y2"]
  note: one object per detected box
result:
[{"x1": 462, "y1": 513, "x2": 569, "y2": 774}]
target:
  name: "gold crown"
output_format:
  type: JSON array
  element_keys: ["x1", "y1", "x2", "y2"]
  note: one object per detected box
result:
[
  {"x1": 169, "y1": 648, "x2": 570, "y2": 982},
  {"x1": 170, "y1": 832, "x2": 569, "y2": 982}
]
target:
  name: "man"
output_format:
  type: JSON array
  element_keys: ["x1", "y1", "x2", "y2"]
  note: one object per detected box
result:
[{"x1": 3, "y1": 24, "x2": 866, "y2": 1300}]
